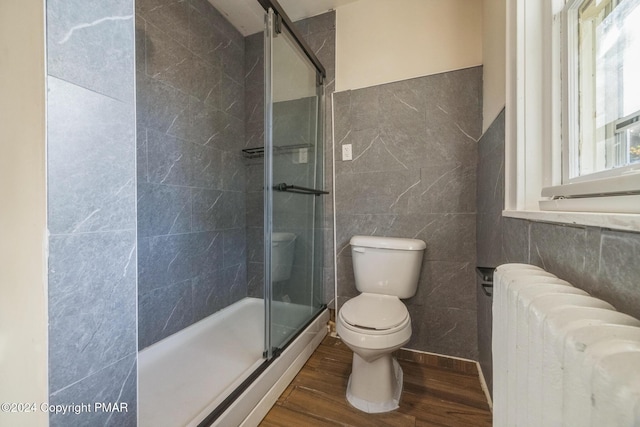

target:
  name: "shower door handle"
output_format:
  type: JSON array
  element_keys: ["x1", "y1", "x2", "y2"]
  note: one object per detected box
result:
[{"x1": 273, "y1": 183, "x2": 329, "y2": 196}]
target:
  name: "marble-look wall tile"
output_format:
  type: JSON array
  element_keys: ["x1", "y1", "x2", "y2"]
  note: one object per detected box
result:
[
  {"x1": 192, "y1": 188, "x2": 225, "y2": 231},
  {"x1": 138, "y1": 233, "x2": 194, "y2": 293},
  {"x1": 304, "y1": 14, "x2": 336, "y2": 307},
  {"x1": 137, "y1": 0, "x2": 248, "y2": 349},
  {"x1": 47, "y1": 77, "x2": 135, "y2": 235},
  {"x1": 190, "y1": 0, "x2": 242, "y2": 50},
  {"x1": 222, "y1": 191, "x2": 246, "y2": 229},
  {"x1": 225, "y1": 263, "x2": 248, "y2": 304},
  {"x1": 408, "y1": 260, "x2": 480, "y2": 354},
  {"x1": 190, "y1": 231, "x2": 225, "y2": 277},
  {"x1": 137, "y1": 183, "x2": 192, "y2": 237},
  {"x1": 591, "y1": 230, "x2": 640, "y2": 318},
  {"x1": 476, "y1": 108, "x2": 505, "y2": 269},
  {"x1": 137, "y1": 126, "x2": 149, "y2": 183},
  {"x1": 305, "y1": 29, "x2": 336, "y2": 84},
  {"x1": 501, "y1": 217, "x2": 640, "y2": 321},
  {"x1": 477, "y1": 212, "x2": 503, "y2": 268},
  {"x1": 410, "y1": 261, "x2": 477, "y2": 310},
  {"x1": 47, "y1": 0, "x2": 138, "y2": 416},
  {"x1": 138, "y1": 280, "x2": 193, "y2": 348},
  {"x1": 501, "y1": 217, "x2": 529, "y2": 263},
  {"x1": 50, "y1": 355, "x2": 137, "y2": 427},
  {"x1": 416, "y1": 165, "x2": 477, "y2": 214},
  {"x1": 475, "y1": 110, "x2": 506, "y2": 395},
  {"x1": 224, "y1": 228, "x2": 247, "y2": 268},
  {"x1": 528, "y1": 222, "x2": 588, "y2": 285},
  {"x1": 47, "y1": 0, "x2": 134, "y2": 103},
  {"x1": 334, "y1": 68, "x2": 481, "y2": 358},
  {"x1": 193, "y1": 270, "x2": 225, "y2": 321},
  {"x1": 48, "y1": 231, "x2": 136, "y2": 393},
  {"x1": 294, "y1": 11, "x2": 335, "y2": 37},
  {"x1": 499, "y1": 216, "x2": 640, "y2": 322},
  {"x1": 408, "y1": 306, "x2": 478, "y2": 360},
  {"x1": 247, "y1": 262, "x2": 264, "y2": 298},
  {"x1": 477, "y1": 110, "x2": 505, "y2": 215},
  {"x1": 136, "y1": 73, "x2": 190, "y2": 135},
  {"x1": 144, "y1": 18, "x2": 221, "y2": 102},
  {"x1": 145, "y1": 128, "x2": 194, "y2": 186},
  {"x1": 246, "y1": 226, "x2": 264, "y2": 263},
  {"x1": 191, "y1": 143, "x2": 223, "y2": 189},
  {"x1": 138, "y1": 0, "x2": 189, "y2": 47},
  {"x1": 221, "y1": 151, "x2": 246, "y2": 191}
]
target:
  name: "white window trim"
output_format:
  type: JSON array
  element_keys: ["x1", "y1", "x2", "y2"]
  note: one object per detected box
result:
[{"x1": 504, "y1": 0, "x2": 640, "y2": 232}]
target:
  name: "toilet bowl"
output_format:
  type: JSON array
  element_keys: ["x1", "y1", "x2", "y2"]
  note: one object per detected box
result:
[{"x1": 336, "y1": 235, "x2": 425, "y2": 413}]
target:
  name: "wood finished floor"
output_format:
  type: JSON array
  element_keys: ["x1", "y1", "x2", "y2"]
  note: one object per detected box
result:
[{"x1": 259, "y1": 336, "x2": 492, "y2": 427}]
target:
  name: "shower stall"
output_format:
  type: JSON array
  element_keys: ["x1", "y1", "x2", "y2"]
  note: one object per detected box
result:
[{"x1": 136, "y1": 1, "x2": 330, "y2": 425}]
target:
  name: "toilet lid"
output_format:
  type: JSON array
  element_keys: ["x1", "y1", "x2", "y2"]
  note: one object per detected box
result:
[{"x1": 340, "y1": 293, "x2": 409, "y2": 330}]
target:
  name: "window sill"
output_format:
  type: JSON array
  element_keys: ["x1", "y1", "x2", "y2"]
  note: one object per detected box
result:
[{"x1": 502, "y1": 209, "x2": 640, "y2": 233}]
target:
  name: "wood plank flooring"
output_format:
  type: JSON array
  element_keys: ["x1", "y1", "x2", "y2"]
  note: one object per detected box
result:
[{"x1": 259, "y1": 336, "x2": 492, "y2": 427}]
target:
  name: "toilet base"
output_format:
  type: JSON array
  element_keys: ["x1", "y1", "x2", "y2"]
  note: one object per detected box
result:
[{"x1": 345, "y1": 353, "x2": 403, "y2": 413}]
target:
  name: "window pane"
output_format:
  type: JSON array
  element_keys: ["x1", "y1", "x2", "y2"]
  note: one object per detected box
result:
[{"x1": 576, "y1": 0, "x2": 640, "y2": 178}]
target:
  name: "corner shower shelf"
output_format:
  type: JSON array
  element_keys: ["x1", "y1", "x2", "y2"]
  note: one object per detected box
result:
[{"x1": 241, "y1": 143, "x2": 312, "y2": 159}]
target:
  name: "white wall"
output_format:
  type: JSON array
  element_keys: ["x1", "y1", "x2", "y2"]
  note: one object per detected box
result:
[
  {"x1": 482, "y1": 0, "x2": 506, "y2": 132},
  {"x1": 335, "y1": 0, "x2": 483, "y2": 92},
  {"x1": 0, "y1": 1, "x2": 48, "y2": 425}
]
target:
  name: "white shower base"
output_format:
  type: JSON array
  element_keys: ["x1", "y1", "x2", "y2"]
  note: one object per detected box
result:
[{"x1": 138, "y1": 297, "x2": 327, "y2": 427}]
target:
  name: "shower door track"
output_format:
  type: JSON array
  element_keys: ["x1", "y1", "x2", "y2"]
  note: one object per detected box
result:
[
  {"x1": 196, "y1": 306, "x2": 327, "y2": 427},
  {"x1": 256, "y1": 0, "x2": 326, "y2": 79}
]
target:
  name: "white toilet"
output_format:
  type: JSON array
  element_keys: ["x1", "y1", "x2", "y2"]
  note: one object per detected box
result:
[{"x1": 336, "y1": 235, "x2": 426, "y2": 413}]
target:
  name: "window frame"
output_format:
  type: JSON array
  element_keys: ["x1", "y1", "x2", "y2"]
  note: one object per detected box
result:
[
  {"x1": 562, "y1": 0, "x2": 640, "y2": 185},
  {"x1": 504, "y1": 0, "x2": 640, "y2": 232}
]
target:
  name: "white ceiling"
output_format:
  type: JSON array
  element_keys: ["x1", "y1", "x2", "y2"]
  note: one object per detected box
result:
[{"x1": 208, "y1": 0, "x2": 359, "y2": 36}]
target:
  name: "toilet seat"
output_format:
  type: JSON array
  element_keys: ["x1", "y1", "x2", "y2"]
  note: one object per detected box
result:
[{"x1": 339, "y1": 293, "x2": 410, "y2": 335}]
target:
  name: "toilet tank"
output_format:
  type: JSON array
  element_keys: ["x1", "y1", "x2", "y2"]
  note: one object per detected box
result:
[
  {"x1": 272, "y1": 232, "x2": 296, "y2": 282},
  {"x1": 350, "y1": 235, "x2": 426, "y2": 299}
]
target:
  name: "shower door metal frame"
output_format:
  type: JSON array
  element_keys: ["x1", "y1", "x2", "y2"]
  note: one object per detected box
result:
[
  {"x1": 263, "y1": 5, "x2": 327, "y2": 360},
  {"x1": 197, "y1": 4, "x2": 328, "y2": 426},
  {"x1": 263, "y1": 8, "x2": 275, "y2": 361},
  {"x1": 257, "y1": 0, "x2": 326, "y2": 80}
]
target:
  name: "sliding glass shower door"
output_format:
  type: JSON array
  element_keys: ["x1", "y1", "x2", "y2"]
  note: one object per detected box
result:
[{"x1": 264, "y1": 9, "x2": 326, "y2": 357}]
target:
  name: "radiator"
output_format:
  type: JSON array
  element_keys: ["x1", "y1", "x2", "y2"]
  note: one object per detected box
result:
[{"x1": 493, "y1": 263, "x2": 640, "y2": 427}]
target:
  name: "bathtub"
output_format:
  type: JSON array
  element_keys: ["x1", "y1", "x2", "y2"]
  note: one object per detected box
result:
[{"x1": 138, "y1": 297, "x2": 328, "y2": 427}]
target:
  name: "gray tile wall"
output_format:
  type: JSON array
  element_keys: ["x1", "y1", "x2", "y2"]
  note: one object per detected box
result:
[
  {"x1": 502, "y1": 221, "x2": 640, "y2": 319},
  {"x1": 334, "y1": 67, "x2": 483, "y2": 360},
  {"x1": 297, "y1": 13, "x2": 338, "y2": 308},
  {"x1": 244, "y1": 31, "x2": 265, "y2": 299},
  {"x1": 244, "y1": 12, "x2": 337, "y2": 306},
  {"x1": 136, "y1": 0, "x2": 247, "y2": 350},
  {"x1": 46, "y1": 0, "x2": 137, "y2": 425},
  {"x1": 476, "y1": 108, "x2": 640, "y2": 396},
  {"x1": 475, "y1": 108, "x2": 505, "y2": 394}
]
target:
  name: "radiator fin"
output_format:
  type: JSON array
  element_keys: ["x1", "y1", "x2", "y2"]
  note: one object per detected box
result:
[{"x1": 493, "y1": 263, "x2": 640, "y2": 427}]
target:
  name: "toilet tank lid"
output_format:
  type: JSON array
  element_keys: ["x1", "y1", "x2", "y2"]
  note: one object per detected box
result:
[
  {"x1": 350, "y1": 235, "x2": 426, "y2": 251},
  {"x1": 272, "y1": 232, "x2": 296, "y2": 242}
]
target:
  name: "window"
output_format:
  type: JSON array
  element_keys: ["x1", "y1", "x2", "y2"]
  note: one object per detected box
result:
[
  {"x1": 504, "y1": 0, "x2": 640, "y2": 230},
  {"x1": 537, "y1": 0, "x2": 640, "y2": 214},
  {"x1": 571, "y1": 0, "x2": 640, "y2": 181}
]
